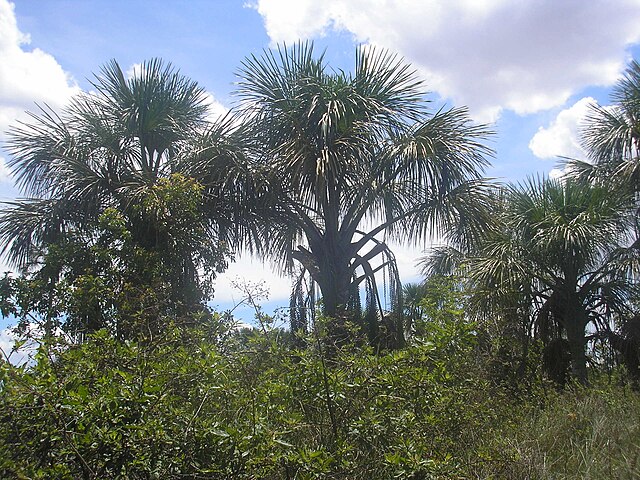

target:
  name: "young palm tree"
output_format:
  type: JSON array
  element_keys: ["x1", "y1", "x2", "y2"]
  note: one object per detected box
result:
[
  {"x1": 227, "y1": 43, "x2": 494, "y2": 343},
  {"x1": 0, "y1": 59, "x2": 238, "y2": 334},
  {"x1": 425, "y1": 177, "x2": 638, "y2": 384}
]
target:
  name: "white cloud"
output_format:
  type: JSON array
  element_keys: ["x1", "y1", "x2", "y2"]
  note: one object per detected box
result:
[
  {"x1": 0, "y1": 325, "x2": 34, "y2": 365},
  {"x1": 253, "y1": 0, "x2": 640, "y2": 120},
  {"x1": 0, "y1": 327, "x2": 14, "y2": 359},
  {"x1": 529, "y1": 96, "x2": 594, "y2": 160},
  {"x1": 203, "y1": 92, "x2": 230, "y2": 123},
  {"x1": 125, "y1": 62, "x2": 143, "y2": 79},
  {"x1": 548, "y1": 168, "x2": 566, "y2": 180},
  {"x1": 0, "y1": 155, "x2": 12, "y2": 183},
  {"x1": 213, "y1": 255, "x2": 292, "y2": 304},
  {"x1": 0, "y1": 0, "x2": 79, "y2": 141}
]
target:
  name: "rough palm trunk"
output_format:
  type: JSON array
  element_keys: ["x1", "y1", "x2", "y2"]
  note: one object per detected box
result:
[
  {"x1": 315, "y1": 254, "x2": 356, "y2": 344},
  {"x1": 565, "y1": 311, "x2": 589, "y2": 385}
]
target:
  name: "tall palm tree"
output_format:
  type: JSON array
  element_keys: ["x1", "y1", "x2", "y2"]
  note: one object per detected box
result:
[
  {"x1": 225, "y1": 43, "x2": 494, "y2": 344},
  {"x1": 564, "y1": 59, "x2": 640, "y2": 197},
  {"x1": 0, "y1": 59, "x2": 239, "y2": 333},
  {"x1": 424, "y1": 177, "x2": 638, "y2": 384},
  {"x1": 580, "y1": 60, "x2": 640, "y2": 185},
  {"x1": 562, "y1": 59, "x2": 640, "y2": 382}
]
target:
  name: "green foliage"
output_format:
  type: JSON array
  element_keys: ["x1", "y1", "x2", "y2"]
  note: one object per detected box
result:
[
  {"x1": 1, "y1": 52, "x2": 640, "y2": 480},
  {"x1": 417, "y1": 275, "x2": 465, "y2": 330},
  {"x1": 1, "y1": 303, "x2": 638, "y2": 479},
  {"x1": 425, "y1": 176, "x2": 639, "y2": 386},
  {"x1": 0, "y1": 176, "x2": 228, "y2": 341},
  {"x1": 487, "y1": 385, "x2": 640, "y2": 479},
  {"x1": 0, "y1": 315, "x2": 502, "y2": 479},
  {"x1": 0, "y1": 58, "x2": 235, "y2": 339},
  {"x1": 135, "y1": 173, "x2": 230, "y2": 309},
  {"x1": 233, "y1": 42, "x2": 493, "y2": 341}
]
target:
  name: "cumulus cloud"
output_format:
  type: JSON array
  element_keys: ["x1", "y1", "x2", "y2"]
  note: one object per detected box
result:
[
  {"x1": 213, "y1": 256, "x2": 292, "y2": 304},
  {"x1": 253, "y1": 0, "x2": 640, "y2": 120},
  {"x1": 529, "y1": 96, "x2": 594, "y2": 161},
  {"x1": 125, "y1": 62, "x2": 143, "y2": 80},
  {"x1": 548, "y1": 168, "x2": 566, "y2": 180},
  {"x1": 203, "y1": 92, "x2": 230, "y2": 123},
  {"x1": 0, "y1": 0, "x2": 78, "y2": 141}
]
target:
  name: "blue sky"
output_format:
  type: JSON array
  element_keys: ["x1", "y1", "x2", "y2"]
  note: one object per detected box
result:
[{"x1": 1, "y1": 0, "x2": 640, "y2": 334}]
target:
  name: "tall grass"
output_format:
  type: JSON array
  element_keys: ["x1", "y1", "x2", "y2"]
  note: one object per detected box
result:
[{"x1": 480, "y1": 384, "x2": 640, "y2": 479}]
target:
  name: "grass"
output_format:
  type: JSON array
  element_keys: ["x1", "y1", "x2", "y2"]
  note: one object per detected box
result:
[{"x1": 482, "y1": 384, "x2": 640, "y2": 479}]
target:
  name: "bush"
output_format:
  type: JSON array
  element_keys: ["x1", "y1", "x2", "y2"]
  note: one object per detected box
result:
[{"x1": 1, "y1": 315, "x2": 638, "y2": 479}]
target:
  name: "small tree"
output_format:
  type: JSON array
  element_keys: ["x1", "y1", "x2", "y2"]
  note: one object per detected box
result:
[{"x1": 0, "y1": 59, "x2": 235, "y2": 338}]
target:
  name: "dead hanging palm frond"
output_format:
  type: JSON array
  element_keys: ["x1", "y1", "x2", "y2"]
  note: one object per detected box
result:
[
  {"x1": 290, "y1": 267, "x2": 312, "y2": 335},
  {"x1": 288, "y1": 231, "x2": 406, "y2": 348},
  {"x1": 351, "y1": 233, "x2": 404, "y2": 348},
  {"x1": 364, "y1": 274, "x2": 379, "y2": 345}
]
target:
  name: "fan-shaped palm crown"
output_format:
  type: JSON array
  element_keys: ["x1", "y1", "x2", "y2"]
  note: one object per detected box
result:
[
  {"x1": 0, "y1": 59, "x2": 234, "y2": 321},
  {"x1": 425, "y1": 176, "x2": 637, "y2": 383},
  {"x1": 234, "y1": 43, "x2": 493, "y2": 342}
]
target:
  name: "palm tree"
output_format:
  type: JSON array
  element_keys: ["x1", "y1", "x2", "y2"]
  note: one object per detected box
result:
[
  {"x1": 564, "y1": 59, "x2": 640, "y2": 201},
  {"x1": 226, "y1": 43, "x2": 494, "y2": 344},
  {"x1": 424, "y1": 176, "x2": 638, "y2": 384},
  {"x1": 0, "y1": 58, "x2": 238, "y2": 335},
  {"x1": 579, "y1": 60, "x2": 640, "y2": 186}
]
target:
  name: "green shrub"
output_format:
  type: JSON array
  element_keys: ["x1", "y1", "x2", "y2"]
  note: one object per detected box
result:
[{"x1": 1, "y1": 316, "x2": 638, "y2": 479}]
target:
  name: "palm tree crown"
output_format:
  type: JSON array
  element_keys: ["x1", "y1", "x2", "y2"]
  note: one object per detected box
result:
[
  {"x1": 425, "y1": 176, "x2": 638, "y2": 383},
  {"x1": 232, "y1": 43, "x2": 494, "y2": 344},
  {"x1": 0, "y1": 59, "x2": 232, "y2": 336}
]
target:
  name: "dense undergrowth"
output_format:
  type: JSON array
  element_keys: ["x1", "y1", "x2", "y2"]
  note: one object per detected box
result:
[{"x1": 1, "y1": 315, "x2": 638, "y2": 479}]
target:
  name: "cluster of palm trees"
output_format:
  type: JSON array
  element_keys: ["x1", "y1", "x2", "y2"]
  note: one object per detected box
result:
[
  {"x1": 422, "y1": 61, "x2": 640, "y2": 385},
  {"x1": 2, "y1": 44, "x2": 639, "y2": 384},
  {"x1": 0, "y1": 44, "x2": 494, "y2": 345}
]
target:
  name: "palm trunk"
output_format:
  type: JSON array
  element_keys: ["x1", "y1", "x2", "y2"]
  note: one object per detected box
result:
[
  {"x1": 565, "y1": 317, "x2": 589, "y2": 386},
  {"x1": 316, "y1": 259, "x2": 354, "y2": 344}
]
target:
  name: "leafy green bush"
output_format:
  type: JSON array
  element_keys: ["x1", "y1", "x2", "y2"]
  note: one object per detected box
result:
[
  {"x1": 1, "y1": 312, "x2": 638, "y2": 479},
  {"x1": 0, "y1": 313, "x2": 502, "y2": 479}
]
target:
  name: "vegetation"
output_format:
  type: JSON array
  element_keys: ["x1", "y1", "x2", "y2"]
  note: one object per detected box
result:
[
  {"x1": 0, "y1": 59, "x2": 234, "y2": 339},
  {"x1": 0, "y1": 46, "x2": 639, "y2": 478},
  {"x1": 228, "y1": 43, "x2": 493, "y2": 345},
  {"x1": 1, "y1": 295, "x2": 638, "y2": 479},
  {"x1": 425, "y1": 176, "x2": 639, "y2": 385}
]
